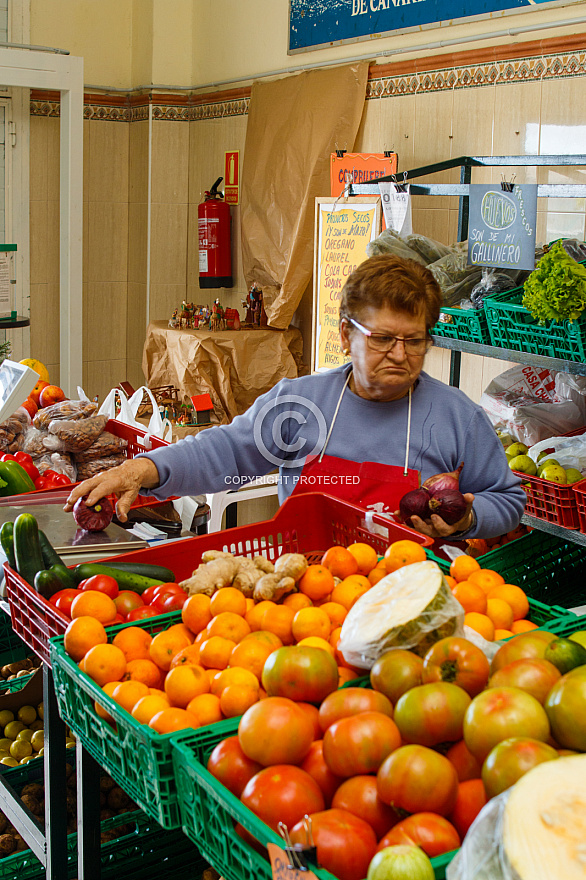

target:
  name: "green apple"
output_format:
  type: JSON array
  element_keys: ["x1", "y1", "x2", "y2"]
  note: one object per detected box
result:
[
  {"x1": 540, "y1": 465, "x2": 567, "y2": 484},
  {"x1": 537, "y1": 458, "x2": 560, "y2": 476},
  {"x1": 509, "y1": 455, "x2": 538, "y2": 476},
  {"x1": 506, "y1": 442, "x2": 529, "y2": 458},
  {"x1": 565, "y1": 468, "x2": 584, "y2": 484}
]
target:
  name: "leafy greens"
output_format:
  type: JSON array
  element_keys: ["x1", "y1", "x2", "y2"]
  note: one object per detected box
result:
[{"x1": 522, "y1": 240, "x2": 586, "y2": 323}]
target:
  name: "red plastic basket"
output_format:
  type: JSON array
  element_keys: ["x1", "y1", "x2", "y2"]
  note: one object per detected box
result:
[
  {"x1": 5, "y1": 492, "x2": 432, "y2": 666},
  {"x1": 513, "y1": 469, "x2": 580, "y2": 529}
]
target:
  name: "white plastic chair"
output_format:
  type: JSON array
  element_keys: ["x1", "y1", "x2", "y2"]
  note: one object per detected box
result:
[{"x1": 206, "y1": 473, "x2": 280, "y2": 532}]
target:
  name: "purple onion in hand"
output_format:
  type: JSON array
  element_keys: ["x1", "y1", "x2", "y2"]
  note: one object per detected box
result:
[{"x1": 72, "y1": 495, "x2": 114, "y2": 532}]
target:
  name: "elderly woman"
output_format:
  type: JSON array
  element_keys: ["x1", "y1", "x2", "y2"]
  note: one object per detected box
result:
[{"x1": 65, "y1": 255, "x2": 525, "y2": 538}]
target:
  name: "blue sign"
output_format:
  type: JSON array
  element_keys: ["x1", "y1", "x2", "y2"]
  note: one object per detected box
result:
[{"x1": 289, "y1": 0, "x2": 555, "y2": 53}]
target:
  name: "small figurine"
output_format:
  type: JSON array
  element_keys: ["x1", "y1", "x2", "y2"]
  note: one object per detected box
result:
[
  {"x1": 210, "y1": 298, "x2": 226, "y2": 331},
  {"x1": 225, "y1": 307, "x2": 241, "y2": 330},
  {"x1": 243, "y1": 282, "x2": 266, "y2": 327},
  {"x1": 169, "y1": 308, "x2": 180, "y2": 329}
]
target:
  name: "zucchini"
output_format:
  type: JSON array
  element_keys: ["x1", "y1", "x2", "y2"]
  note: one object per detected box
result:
[
  {"x1": 72, "y1": 562, "x2": 165, "y2": 594},
  {"x1": 49, "y1": 563, "x2": 77, "y2": 591},
  {"x1": 13, "y1": 513, "x2": 45, "y2": 587},
  {"x1": 38, "y1": 530, "x2": 65, "y2": 569},
  {"x1": 34, "y1": 569, "x2": 65, "y2": 600},
  {"x1": 99, "y1": 561, "x2": 176, "y2": 583},
  {"x1": 0, "y1": 522, "x2": 16, "y2": 569}
]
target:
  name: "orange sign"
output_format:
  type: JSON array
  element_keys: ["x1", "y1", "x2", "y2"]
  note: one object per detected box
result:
[
  {"x1": 225, "y1": 150, "x2": 240, "y2": 205},
  {"x1": 330, "y1": 152, "x2": 397, "y2": 197},
  {"x1": 268, "y1": 843, "x2": 318, "y2": 880}
]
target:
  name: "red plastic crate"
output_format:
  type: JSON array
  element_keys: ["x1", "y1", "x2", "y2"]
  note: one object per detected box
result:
[
  {"x1": 513, "y1": 469, "x2": 580, "y2": 529},
  {"x1": 5, "y1": 492, "x2": 432, "y2": 666}
]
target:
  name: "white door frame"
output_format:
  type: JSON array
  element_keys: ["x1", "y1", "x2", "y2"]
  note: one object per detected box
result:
[{"x1": 0, "y1": 46, "x2": 82, "y2": 395}]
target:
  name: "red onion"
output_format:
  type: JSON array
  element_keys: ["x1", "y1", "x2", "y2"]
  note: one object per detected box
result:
[
  {"x1": 400, "y1": 463, "x2": 468, "y2": 527},
  {"x1": 422, "y1": 463, "x2": 464, "y2": 495},
  {"x1": 399, "y1": 487, "x2": 432, "y2": 523},
  {"x1": 72, "y1": 495, "x2": 114, "y2": 532},
  {"x1": 428, "y1": 489, "x2": 469, "y2": 524}
]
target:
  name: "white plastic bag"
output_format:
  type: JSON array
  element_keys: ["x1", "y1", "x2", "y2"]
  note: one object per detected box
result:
[
  {"x1": 527, "y1": 434, "x2": 586, "y2": 471},
  {"x1": 98, "y1": 387, "x2": 173, "y2": 443},
  {"x1": 447, "y1": 791, "x2": 510, "y2": 880}
]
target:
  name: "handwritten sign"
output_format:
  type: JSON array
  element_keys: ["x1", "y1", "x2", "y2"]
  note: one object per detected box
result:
[
  {"x1": 313, "y1": 197, "x2": 381, "y2": 373},
  {"x1": 268, "y1": 843, "x2": 318, "y2": 880},
  {"x1": 330, "y1": 152, "x2": 397, "y2": 197},
  {"x1": 467, "y1": 184, "x2": 537, "y2": 271}
]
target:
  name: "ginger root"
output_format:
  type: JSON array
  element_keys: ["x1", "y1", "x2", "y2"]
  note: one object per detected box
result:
[
  {"x1": 232, "y1": 557, "x2": 266, "y2": 598},
  {"x1": 180, "y1": 550, "x2": 306, "y2": 600},
  {"x1": 180, "y1": 555, "x2": 239, "y2": 596},
  {"x1": 253, "y1": 574, "x2": 296, "y2": 602},
  {"x1": 274, "y1": 553, "x2": 308, "y2": 582}
]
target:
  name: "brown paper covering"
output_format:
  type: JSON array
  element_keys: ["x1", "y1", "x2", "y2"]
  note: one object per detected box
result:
[{"x1": 142, "y1": 321, "x2": 305, "y2": 425}]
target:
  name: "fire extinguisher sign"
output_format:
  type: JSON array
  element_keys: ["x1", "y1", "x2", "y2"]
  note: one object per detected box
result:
[{"x1": 224, "y1": 151, "x2": 239, "y2": 205}]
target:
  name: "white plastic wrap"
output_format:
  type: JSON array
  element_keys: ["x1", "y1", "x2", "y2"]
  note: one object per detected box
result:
[
  {"x1": 527, "y1": 434, "x2": 586, "y2": 472},
  {"x1": 447, "y1": 791, "x2": 514, "y2": 880}
]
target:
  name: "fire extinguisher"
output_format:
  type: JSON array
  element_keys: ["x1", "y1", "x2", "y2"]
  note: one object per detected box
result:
[{"x1": 198, "y1": 177, "x2": 233, "y2": 288}]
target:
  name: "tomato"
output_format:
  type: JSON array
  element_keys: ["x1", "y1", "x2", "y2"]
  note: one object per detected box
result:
[
  {"x1": 290, "y1": 808, "x2": 377, "y2": 880},
  {"x1": 141, "y1": 585, "x2": 162, "y2": 605},
  {"x1": 422, "y1": 637, "x2": 490, "y2": 697},
  {"x1": 152, "y1": 592, "x2": 187, "y2": 613},
  {"x1": 50, "y1": 588, "x2": 80, "y2": 618},
  {"x1": 393, "y1": 682, "x2": 471, "y2": 747},
  {"x1": 463, "y1": 686, "x2": 550, "y2": 763},
  {"x1": 296, "y1": 702, "x2": 321, "y2": 740},
  {"x1": 262, "y1": 646, "x2": 339, "y2": 703},
  {"x1": 377, "y1": 744, "x2": 459, "y2": 816},
  {"x1": 323, "y1": 711, "x2": 401, "y2": 777},
  {"x1": 126, "y1": 606, "x2": 160, "y2": 622},
  {"x1": 241, "y1": 765, "x2": 325, "y2": 832},
  {"x1": 370, "y1": 649, "x2": 423, "y2": 704},
  {"x1": 377, "y1": 813, "x2": 460, "y2": 858},
  {"x1": 207, "y1": 736, "x2": 263, "y2": 798},
  {"x1": 448, "y1": 779, "x2": 487, "y2": 839},
  {"x1": 0, "y1": 453, "x2": 16, "y2": 461},
  {"x1": 13, "y1": 452, "x2": 32, "y2": 467},
  {"x1": 113, "y1": 591, "x2": 144, "y2": 618},
  {"x1": 545, "y1": 671, "x2": 586, "y2": 751},
  {"x1": 332, "y1": 775, "x2": 400, "y2": 840},
  {"x1": 489, "y1": 658, "x2": 562, "y2": 704},
  {"x1": 153, "y1": 583, "x2": 185, "y2": 598},
  {"x1": 78, "y1": 575, "x2": 119, "y2": 599},
  {"x1": 445, "y1": 739, "x2": 482, "y2": 782},
  {"x1": 34, "y1": 476, "x2": 50, "y2": 490},
  {"x1": 491, "y1": 630, "x2": 556, "y2": 674},
  {"x1": 238, "y1": 697, "x2": 314, "y2": 766},
  {"x1": 300, "y1": 741, "x2": 343, "y2": 807},
  {"x1": 318, "y1": 687, "x2": 393, "y2": 733},
  {"x1": 481, "y1": 737, "x2": 558, "y2": 799}
]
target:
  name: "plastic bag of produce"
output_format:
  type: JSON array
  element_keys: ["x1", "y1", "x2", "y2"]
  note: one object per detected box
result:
[
  {"x1": 0, "y1": 409, "x2": 30, "y2": 453},
  {"x1": 404, "y1": 233, "x2": 452, "y2": 264},
  {"x1": 33, "y1": 398, "x2": 97, "y2": 429},
  {"x1": 470, "y1": 267, "x2": 528, "y2": 310},
  {"x1": 34, "y1": 451, "x2": 76, "y2": 481},
  {"x1": 527, "y1": 434, "x2": 586, "y2": 472},
  {"x1": 366, "y1": 228, "x2": 427, "y2": 264},
  {"x1": 338, "y1": 560, "x2": 465, "y2": 669},
  {"x1": 47, "y1": 414, "x2": 108, "y2": 452},
  {"x1": 22, "y1": 426, "x2": 49, "y2": 456},
  {"x1": 74, "y1": 431, "x2": 128, "y2": 462},
  {"x1": 75, "y1": 454, "x2": 126, "y2": 481}
]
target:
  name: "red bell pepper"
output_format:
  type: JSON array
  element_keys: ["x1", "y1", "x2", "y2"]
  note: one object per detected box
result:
[{"x1": 13, "y1": 452, "x2": 39, "y2": 483}]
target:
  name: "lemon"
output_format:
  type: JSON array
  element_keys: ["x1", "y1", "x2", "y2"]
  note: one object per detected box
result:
[
  {"x1": 9, "y1": 740, "x2": 31, "y2": 760},
  {"x1": 17, "y1": 705, "x2": 37, "y2": 726},
  {"x1": 30, "y1": 730, "x2": 44, "y2": 752},
  {"x1": 19, "y1": 358, "x2": 49, "y2": 382},
  {"x1": 0, "y1": 756, "x2": 18, "y2": 767},
  {"x1": 4, "y1": 720, "x2": 24, "y2": 739},
  {"x1": 16, "y1": 729, "x2": 33, "y2": 743},
  {"x1": 0, "y1": 710, "x2": 14, "y2": 728}
]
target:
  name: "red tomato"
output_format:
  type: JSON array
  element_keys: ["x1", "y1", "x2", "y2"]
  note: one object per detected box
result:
[
  {"x1": 300, "y1": 740, "x2": 343, "y2": 807},
  {"x1": 463, "y1": 687, "x2": 550, "y2": 764},
  {"x1": 141, "y1": 585, "x2": 161, "y2": 605},
  {"x1": 126, "y1": 606, "x2": 160, "y2": 621},
  {"x1": 545, "y1": 669, "x2": 586, "y2": 751},
  {"x1": 154, "y1": 592, "x2": 187, "y2": 613},
  {"x1": 261, "y1": 646, "x2": 339, "y2": 704},
  {"x1": 369, "y1": 649, "x2": 423, "y2": 705},
  {"x1": 0, "y1": 453, "x2": 16, "y2": 462},
  {"x1": 78, "y1": 575, "x2": 119, "y2": 599},
  {"x1": 422, "y1": 637, "x2": 490, "y2": 697},
  {"x1": 377, "y1": 744, "x2": 459, "y2": 817},
  {"x1": 13, "y1": 452, "x2": 32, "y2": 467},
  {"x1": 445, "y1": 739, "x2": 482, "y2": 782},
  {"x1": 113, "y1": 591, "x2": 144, "y2": 618},
  {"x1": 332, "y1": 776, "x2": 400, "y2": 840},
  {"x1": 449, "y1": 779, "x2": 487, "y2": 839},
  {"x1": 206, "y1": 736, "x2": 263, "y2": 798},
  {"x1": 50, "y1": 473, "x2": 71, "y2": 486},
  {"x1": 489, "y1": 658, "x2": 562, "y2": 704},
  {"x1": 238, "y1": 697, "x2": 314, "y2": 766},
  {"x1": 491, "y1": 631, "x2": 556, "y2": 674},
  {"x1": 393, "y1": 682, "x2": 471, "y2": 747},
  {"x1": 50, "y1": 588, "x2": 80, "y2": 618},
  {"x1": 241, "y1": 765, "x2": 325, "y2": 832},
  {"x1": 111, "y1": 613, "x2": 125, "y2": 624},
  {"x1": 296, "y1": 702, "x2": 321, "y2": 740},
  {"x1": 323, "y1": 711, "x2": 401, "y2": 777},
  {"x1": 377, "y1": 813, "x2": 460, "y2": 858},
  {"x1": 481, "y1": 737, "x2": 558, "y2": 799},
  {"x1": 153, "y1": 583, "x2": 185, "y2": 598},
  {"x1": 290, "y1": 808, "x2": 377, "y2": 880},
  {"x1": 43, "y1": 469, "x2": 59, "y2": 479},
  {"x1": 13, "y1": 452, "x2": 40, "y2": 483},
  {"x1": 318, "y1": 687, "x2": 394, "y2": 733}
]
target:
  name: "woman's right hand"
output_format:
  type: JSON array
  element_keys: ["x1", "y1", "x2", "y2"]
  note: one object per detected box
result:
[{"x1": 63, "y1": 458, "x2": 160, "y2": 523}]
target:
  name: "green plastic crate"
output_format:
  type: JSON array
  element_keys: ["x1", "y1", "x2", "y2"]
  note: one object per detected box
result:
[
  {"x1": 171, "y1": 728, "x2": 457, "y2": 880},
  {"x1": 427, "y1": 529, "x2": 585, "y2": 610},
  {"x1": 0, "y1": 610, "x2": 27, "y2": 668},
  {"x1": 0, "y1": 672, "x2": 34, "y2": 694},
  {"x1": 432, "y1": 305, "x2": 490, "y2": 344},
  {"x1": 540, "y1": 612, "x2": 586, "y2": 637}
]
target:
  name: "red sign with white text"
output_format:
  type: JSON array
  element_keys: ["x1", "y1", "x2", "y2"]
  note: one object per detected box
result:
[{"x1": 225, "y1": 150, "x2": 240, "y2": 204}]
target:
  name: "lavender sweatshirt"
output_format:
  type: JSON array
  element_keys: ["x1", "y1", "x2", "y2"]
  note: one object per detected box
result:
[{"x1": 141, "y1": 364, "x2": 525, "y2": 539}]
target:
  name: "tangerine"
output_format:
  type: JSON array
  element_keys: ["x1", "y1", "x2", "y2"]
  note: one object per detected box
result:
[
  {"x1": 296, "y1": 636, "x2": 335, "y2": 656},
  {"x1": 468, "y1": 569, "x2": 506, "y2": 593},
  {"x1": 321, "y1": 546, "x2": 359, "y2": 579},
  {"x1": 211, "y1": 666, "x2": 259, "y2": 696},
  {"x1": 367, "y1": 567, "x2": 387, "y2": 586},
  {"x1": 495, "y1": 629, "x2": 515, "y2": 640},
  {"x1": 464, "y1": 612, "x2": 495, "y2": 641},
  {"x1": 229, "y1": 638, "x2": 277, "y2": 680},
  {"x1": 125, "y1": 658, "x2": 163, "y2": 688},
  {"x1": 384, "y1": 539, "x2": 427, "y2": 567},
  {"x1": 131, "y1": 694, "x2": 171, "y2": 726},
  {"x1": 70, "y1": 591, "x2": 118, "y2": 625},
  {"x1": 487, "y1": 584, "x2": 529, "y2": 621},
  {"x1": 169, "y1": 644, "x2": 202, "y2": 669},
  {"x1": 149, "y1": 628, "x2": 192, "y2": 672},
  {"x1": 450, "y1": 555, "x2": 481, "y2": 582},
  {"x1": 243, "y1": 630, "x2": 283, "y2": 649},
  {"x1": 166, "y1": 622, "x2": 195, "y2": 644},
  {"x1": 84, "y1": 644, "x2": 127, "y2": 686},
  {"x1": 187, "y1": 693, "x2": 223, "y2": 725},
  {"x1": 181, "y1": 594, "x2": 212, "y2": 635},
  {"x1": 148, "y1": 707, "x2": 200, "y2": 734},
  {"x1": 207, "y1": 611, "x2": 251, "y2": 643},
  {"x1": 260, "y1": 605, "x2": 295, "y2": 645},
  {"x1": 94, "y1": 681, "x2": 118, "y2": 723},
  {"x1": 209, "y1": 587, "x2": 247, "y2": 617},
  {"x1": 282, "y1": 593, "x2": 313, "y2": 612},
  {"x1": 338, "y1": 667, "x2": 360, "y2": 685},
  {"x1": 199, "y1": 636, "x2": 237, "y2": 669},
  {"x1": 245, "y1": 600, "x2": 275, "y2": 632},
  {"x1": 486, "y1": 598, "x2": 514, "y2": 631},
  {"x1": 111, "y1": 680, "x2": 149, "y2": 714},
  {"x1": 452, "y1": 581, "x2": 487, "y2": 614},
  {"x1": 220, "y1": 685, "x2": 259, "y2": 718},
  {"x1": 298, "y1": 565, "x2": 335, "y2": 601},
  {"x1": 330, "y1": 574, "x2": 371, "y2": 610},
  {"x1": 291, "y1": 607, "x2": 331, "y2": 642},
  {"x1": 164, "y1": 665, "x2": 210, "y2": 707},
  {"x1": 511, "y1": 619, "x2": 538, "y2": 634},
  {"x1": 112, "y1": 626, "x2": 152, "y2": 662},
  {"x1": 346, "y1": 542, "x2": 378, "y2": 576},
  {"x1": 319, "y1": 601, "x2": 347, "y2": 629},
  {"x1": 64, "y1": 616, "x2": 107, "y2": 662}
]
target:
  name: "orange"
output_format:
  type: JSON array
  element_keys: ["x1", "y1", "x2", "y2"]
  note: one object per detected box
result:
[
  {"x1": 64, "y1": 616, "x2": 107, "y2": 662},
  {"x1": 450, "y1": 555, "x2": 481, "y2": 582},
  {"x1": 112, "y1": 626, "x2": 152, "y2": 662},
  {"x1": 199, "y1": 636, "x2": 237, "y2": 669},
  {"x1": 166, "y1": 622, "x2": 195, "y2": 644},
  {"x1": 187, "y1": 692, "x2": 223, "y2": 725},
  {"x1": 147, "y1": 688, "x2": 170, "y2": 702},
  {"x1": 292, "y1": 607, "x2": 331, "y2": 642},
  {"x1": 444, "y1": 575, "x2": 457, "y2": 589},
  {"x1": 131, "y1": 694, "x2": 172, "y2": 726},
  {"x1": 464, "y1": 612, "x2": 495, "y2": 641},
  {"x1": 94, "y1": 681, "x2": 119, "y2": 723},
  {"x1": 384, "y1": 540, "x2": 427, "y2": 568},
  {"x1": 125, "y1": 658, "x2": 163, "y2": 689},
  {"x1": 78, "y1": 657, "x2": 87, "y2": 673},
  {"x1": 70, "y1": 591, "x2": 117, "y2": 625},
  {"x1": 245, "y1": 597, "x2": 255, "y2": 613},
  {"x1": 495, "y1": 629, "x2": 515, "y2": 640},
  {"x1": 260, "y1": 605, "x2": 295, "y2": 645},
  {"x1": 181, "y1": 594, "x2": 212, "y2": 635},
  {"x1": 111, "y1": 680, "x2": 149, "y2": 714},
  {"x1": 296, "y1": 636, "x2": 335, "y2": 656},
  {"x1": 148, "y1": 707, "x2": 200, "y2": 734},
  {"x1": 212, "y1": 667, "x2": 260, "y2": 698},
  {"x1": 329, "y1": 626, "x2": 342, "y2": 650},
  {"x1": 319, "y1": 601, "x2": 347, "y2": 629},
  {"x1": 511, "y1": 619, "x2": 538, "y2": 634},
  {"x1": 338, "y1": 667, "x2": 360, "y2": 685},
  {"x1": 346, "y1": 543, "x2": 378, "y2": 576},
  {"x1": 164, "y1": 665, "x2": 210, "y2": 708},
  {"x1": 205, "y1": 669, "x2": 222, "y2": 689},
  {"x1": 207, "y1": 612, "x2": 251, "y2": 643},
  {"x1": 368, "y1": 567, "x2": 387, "y2": 586},
  {"x1": 298, "y1": 565, "x2": 335, "y2": 602},
  {"x1": 220, "y1": 685, "x2": 259, "y2": 718},
  {"x1": 330, "y1": 574, "x2": 371, "y2": 611},
  {"x1": 149, "y1": 628, "x2": 192, "y2": 672},
  {"x1": 193, "y1": 629, "x2": 209, "y2": 649},
  {"x1": 486, "y1": 598, "x2": 514, "y2": 631},
  {"x1": 243, "y1": 630, "x2": 283, "y2": 649},
  {"x1": 321, "y1": 546, "x2": 359, "y2": 579},
  {"x1": 169, "y1": 644, "x2": 202, "y2": 669},
  {"x1": 84, "y1": 644, "x2": 127, "y2": 686},
  {"x1": 487, "y1": 584, "x2": 529, "y2": 622},
  {"x1": 245, "y1": 600, "x2": 276, "y2": 632},
  {"x1": 229, "y1": 638, "x2": 277, "y2": 680},
  {"x1": 468, "y1": 569, "x2": 506, "y2": 594},
  {"x1": 209, "y1": 587, "x2": 247, "y2": 617},
  {"x1": 282, "y1": 593, "x2": 313, "y2": 612},
  {"x1": 452, "y1": 581, "x2": 487, "y2": 614}
]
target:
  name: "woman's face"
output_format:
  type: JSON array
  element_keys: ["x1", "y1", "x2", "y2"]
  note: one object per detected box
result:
[{"x1": 340, "y1": 305, "x2": 429, "y2": 402}]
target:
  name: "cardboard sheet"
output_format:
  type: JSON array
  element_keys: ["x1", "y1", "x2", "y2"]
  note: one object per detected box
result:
[{"x1": 142, "y1": 321, "x2": 305, "y2": 425}]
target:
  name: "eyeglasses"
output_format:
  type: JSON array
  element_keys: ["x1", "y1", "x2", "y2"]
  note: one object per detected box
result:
[{"x1": 348, "y1": 317, "x2": 430, "y2": 355}]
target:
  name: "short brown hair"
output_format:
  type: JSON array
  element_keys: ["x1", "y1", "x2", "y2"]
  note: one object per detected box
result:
[{"x1": 339, "y1": 254, "x2": 442, "y2": 331}]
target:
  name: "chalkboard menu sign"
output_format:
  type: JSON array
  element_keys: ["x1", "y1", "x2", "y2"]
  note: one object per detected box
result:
[{"x1": 468, "y1": 184, "x2": 537, "y2": 271}]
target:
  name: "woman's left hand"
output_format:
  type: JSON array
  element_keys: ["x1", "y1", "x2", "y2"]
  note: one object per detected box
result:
[{"x1": 408, "y1": 493, "x2": 475, "y2": 538}]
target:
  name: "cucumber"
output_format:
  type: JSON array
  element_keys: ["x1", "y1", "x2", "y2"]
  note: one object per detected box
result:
[
  {"x1": 13, "y1": 513, "x2": 45, "y2": 587},
  {"x1": 72, "y1": 562, "x2": 165, "y2": 594},
  {"x1": 39, "y1": 530, "x2": 65, "y2": 569},
  {"x1": 34, "y1": 569, "x2": 65, "y2": 600},
  {"x1": 0, "y1": 522, "x2": 16, "y2": 569},
  {"x1": 50, "y1": 563, "x2": 77, "y2": 591},
  {"x1": 98, "y1": 561, "x2": 176, "y2": 583}
]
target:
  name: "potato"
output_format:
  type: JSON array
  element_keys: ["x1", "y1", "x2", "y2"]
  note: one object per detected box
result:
[
  {"x1": 106, "y1": 787, "x2": 131, "y2": 811},
  {"x1": 0, "y1": 834, "x2": 16, "y2": 856}
]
